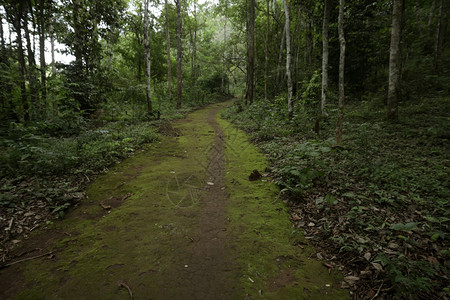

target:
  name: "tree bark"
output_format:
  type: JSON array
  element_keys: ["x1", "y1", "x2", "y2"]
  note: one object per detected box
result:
[
  {"x1": 192, "y1": 0, "x2": 198, "y2": 89},
  {"x1": 276, "y1": 24, "x2": 285, "y2": 92},
  {"x1": 434, "y1": 0, "x2": 444, "y2": 72},
  {"x1": 38, "y1": 0, "x2": 47, "y2": 106},
  {"x1": 144, "y1": 0, "x2": 152, "y2": 116},
  {"x1": 165, "y1": 0, "x2": 172, "y2": 100},
  {"x1": 73, "y1": 0, "x2": 83, "y2": 72},
  {"x1": 49, "y1": 12, "x2": 56, "y2": 76},
  {"x1": 387, "y1": 0, "x2": 404, "y2": 121},
  {"x1": 321, "y1": 0, "x2": 330, "y2": 118},
  {"x1": 0, "y1": 13, "x2": 5, "y2": 52},
  {"x1": 176, "y1": 0, "x2": 182, "y2": 108},
  {"x1": 221, "y1": 0, "x2": 227, "y2": 94},
  {"x1": 428, "y1": 0, "x2": 437, "y2": 28},
  {"x1": 23, "y1": 4, "x2": 40, "y2": 115},
  {"x1": 336, "y1": 0, "x2": 346, "y2": 144},
  {"x1": 283, "y1": 0, "x2": 293, "y2": 117},
  {"x1": 246, "y1": 0, "x2": 255, "y2": 104},
  {"x1": 12, "y1": 6, "x2": 29, "y2": 121},
  {"x1": 264, "y1": 0, "x2": 269, "y2": 100}
]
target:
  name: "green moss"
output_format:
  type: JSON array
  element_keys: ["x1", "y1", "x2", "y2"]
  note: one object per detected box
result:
[
  {"x1": 12, "y1": 103, "x2": 348, "y2": 299},
  {"x1": 218, "y1": 115, "x2": 349, "y2": 299},
  {"x1": 14, "y1": 107, "x2": 216, "y2": 300}
]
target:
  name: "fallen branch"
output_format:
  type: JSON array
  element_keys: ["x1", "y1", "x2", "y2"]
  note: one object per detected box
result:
[
  {"x1": 370, "y1": 281, "x2": 384, "y2": 300},
  {"x1": 0, "y1": 251, "x2": 53, "y2": 269},
  {"x1": 117, "y1": 280, "x2": 133, "y2": 299}
]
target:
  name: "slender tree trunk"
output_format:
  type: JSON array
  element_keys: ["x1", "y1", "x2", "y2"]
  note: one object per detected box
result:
[
  {"x1": 23, "y1": 7, "x2": 40, "y2": 116},
  {"x1": 144, "y1": 0, "x2": 152, "y2": 116},
  {"x1": 0, "y1": 13, "x2": 4, "y2": 52},
  {"x1": 264, "y1": 0, "x2": 269, "y2": 100},
  {"x1": 73, "y1": 0, "x2": 83, "y2": 72},
  {"x1": 192, "y1": 0, "x2": 198, "y2": 89},
  {"x1": 276, "y1": 24, "x2": 286, "y2": 92},
  {"x1": 434, "y1": 0, "x2": 444, "y2": 72},
  {"x1": 387, "y1": 0, "x2": 404, "y2": 121},
  {"x1": 246, "y1": 0, "x2": 255, "y2": 105},
  {"x1": 13, "y1": 8, "x2": 29, "y2": 122},
  {"x1": 49, "y1": 12, "x2": 56, "y2": 76},
  {"x1": 283, "y1": 0, "x2": 293, "y2": 117},
  {"x1": 38, "y1": 0, "x2": 46, "y2": 106},
  {"x1": 336, "y1": 0, "x2": 346, "y2": 144},
  {"x1": 176, "y1": 0, "x2": 182, "y2": 108},
  {"x1": 321, "y1": 0, "x2": 330, "y2": 118},
  {"x1": 428, "y1": 0, "x2": 437, "y2": 28},
  {"x1": 306, "y1": 12, "x2": 313, "y2": 77},
  {"x1": 221, "y1": 0, "x2": 227, "y2": 94},
  {"x1": 292, "y1": 7, "x2": 301, "y2": 97},
  {"x1": 165, "y1": 0, "x2": 172, "y2": 100}
]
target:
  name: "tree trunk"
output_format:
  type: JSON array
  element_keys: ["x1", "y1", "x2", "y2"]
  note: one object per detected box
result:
[
  {"x1": 13, "y1": 7, "x2": 29, "y2": 121},
  {"x1": 336, "y1": 0, "x2": 346, "y2": 144},
  {"x1": 221, "y1": 0, "x2": 227, "y2": 94},
  {"x1": 0, "y1": 13, "x2": 5, "y2": 52},
  {"x1": 387, "y1": 0, "x2": 404, "y2": 121},
  {"x1": 283, "y1": 0, "x2": 293, "y2": 117},
  {"x1": 144, "y1": 0, "x2": 152, "y2": 116},
  {"x1": 165, "y1": 0, "x2": 172, "y2": 100},
  {"x1": 321, "y1": 0, "x2": 330, "y2": 118},
  {"x1": 176, "y1": 0, "x2": 182, "y2": 108},
  {"x1": 434, "y1": 0, "x2": 444, "y2": 72},
  {"x1": 428, "y1": 0, "x2": 437, "y2": 28},
  {"x1": 276, "y1": 24, "x2": 286, "y2": 92},
  {"x1": 49, "y1": 12, "x2": 56, "y2": 76},
  {"x1": 38, "y1": 0, "x2": 46, "y2": 106},
  {"x1": 192, "y1": 0, "x2": 198, "y2": 89},
  {"x1": 73, "y1": 0, "x2": 83, "y2": 72},
  {"x1": 23, "y1": 5, "x2": 40, "y2": 116},
  {"x1": 246, "y1": 0, "x2": 255, "y2": 105},
  {"x1": 264, "y1": 0, "x2": 269, "y2": 100}
]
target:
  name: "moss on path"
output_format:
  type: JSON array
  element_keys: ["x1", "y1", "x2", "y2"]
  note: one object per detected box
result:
[{"x1": 0, "y1": 101, "x2": 348, "y2": 299}]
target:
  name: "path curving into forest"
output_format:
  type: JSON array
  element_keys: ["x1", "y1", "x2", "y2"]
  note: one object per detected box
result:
[{"x1": 0, "y1": 101, "x2": 348, "y2": 299}]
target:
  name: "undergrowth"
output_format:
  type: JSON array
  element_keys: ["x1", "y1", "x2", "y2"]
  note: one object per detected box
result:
[{"x1": 222, "y1": 95, "x2": 450, "y2": 299}]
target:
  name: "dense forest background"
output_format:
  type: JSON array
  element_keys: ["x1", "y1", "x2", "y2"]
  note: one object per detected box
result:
[{"x1": 1, "y1": 0, "x2": 449, "y2": 298}]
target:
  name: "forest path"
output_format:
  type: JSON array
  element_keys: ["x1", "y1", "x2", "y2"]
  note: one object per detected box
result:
[{"x1": 0, "y1": 101, "x2": 348, "y2": 299}]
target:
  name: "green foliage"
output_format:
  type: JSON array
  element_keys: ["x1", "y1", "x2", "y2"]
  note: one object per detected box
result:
[
  {"x1": 375, "y1": 254, "x2": 438, "y2": 296},
  {"x1": 223, "y1": 95, "x2": 450, "y2": 297}
]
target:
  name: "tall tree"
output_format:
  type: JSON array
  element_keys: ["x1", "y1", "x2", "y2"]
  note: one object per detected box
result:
[
  {"x1": 387, "y1": 0, "x2": 404, "y2": 121},
  {"x1": 37, "y1": 0, "x2": 47, "y2": 105},
  {"x1": 221, "y1": 0, "x2": 228, "y2": 94},
  {"x1": 246, "y1": 0, "x2": 255, "y2": 104},
  {"x1": 0, "y1": 11, "x2": 4, "y2": 52},
  {"x1": 321, "y1": 0, "x2": 330, "y2": 118},
  {"x1": 9, "y1": 1, "x2": 29, "y2": 121},
  {"x1": 144, "y1": 0, "x2": 152, "y2": 115},
  {"x1": 165, "y1": 0, "x2": 172, "y2": 99},
  {"x1": 283, "y1": 0, "x2": 293, "y2": 117},
  {"x1": 433, "y1": 0, "x2": 444, "y2": 72},
  {"x1": 275, "y1": 24, "x2": 285, "y2": 92},
  {"x1": 176, "y1": 0, "x2": 182, "y2": 108},
  {"x1": 336, "y1": 0, "x2": 346, "y2": 144},
  {"x1": 264, "y1": 0, "x2": 269, "y2": 100},
  {"x1": 49, "y1": 5, "x2": 56, "y2": 76},
  {"x1": 23, "y1": 2, "x2": 39, "y2": 114}
]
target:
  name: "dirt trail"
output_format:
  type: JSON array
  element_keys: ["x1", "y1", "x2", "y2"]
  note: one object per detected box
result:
[
  {"x1": 0, "y1": 101, "x2": 348, "y2": 299},
  {"x1": 172, "y1": 105, "x2": 237, "y2": 299}
]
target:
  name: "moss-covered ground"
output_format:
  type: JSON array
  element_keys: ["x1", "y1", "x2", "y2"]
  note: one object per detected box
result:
[
  {"x1": 1, "y1": 101, "x2": 349, "y2": 299},
  {"x1": 218, "y1": 115, "x2": 348, "y2": 299}
]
